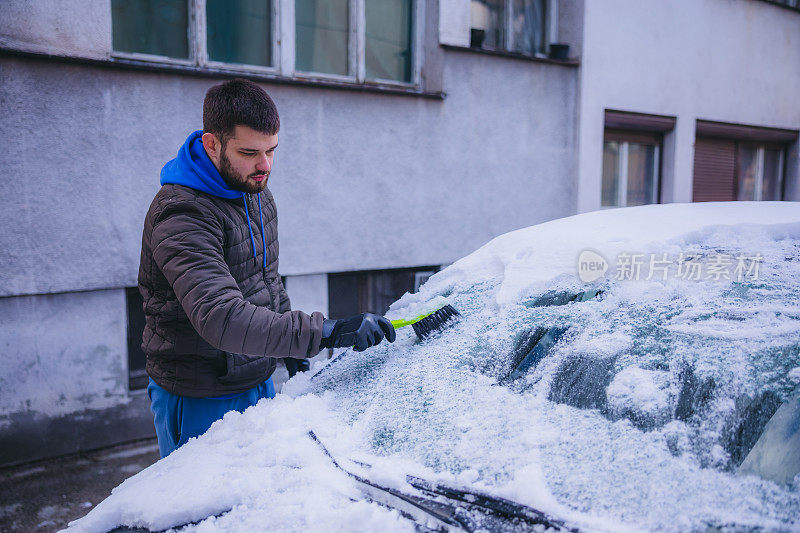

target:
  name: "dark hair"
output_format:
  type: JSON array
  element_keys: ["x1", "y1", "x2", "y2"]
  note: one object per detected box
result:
[{"x1": 203, "y1": 78, "x2": 280, "y2": 144}]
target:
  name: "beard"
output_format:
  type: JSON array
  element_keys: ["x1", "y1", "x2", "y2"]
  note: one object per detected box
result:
[{"x1": 218, "y1": 148, "x2": 269, "y2": 194}]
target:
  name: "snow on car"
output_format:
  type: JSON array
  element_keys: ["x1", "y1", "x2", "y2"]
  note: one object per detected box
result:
[{"x1": 67, "y1": 202, "x2": 800, "y2": 532}]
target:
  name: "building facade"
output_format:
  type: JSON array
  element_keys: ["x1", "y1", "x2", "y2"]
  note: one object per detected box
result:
[{"x1": 0, "y1": 0, "x2": 797, "y2": 465}]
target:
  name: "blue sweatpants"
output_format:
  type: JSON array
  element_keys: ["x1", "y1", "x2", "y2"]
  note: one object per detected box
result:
[{"x1": 147, "y1": 377, "x2": 275, "y2": 458}]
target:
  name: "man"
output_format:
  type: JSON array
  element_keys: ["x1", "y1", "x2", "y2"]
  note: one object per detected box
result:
[{"x1": 138, "y1": 79, "x2": 395, "y2": 458}]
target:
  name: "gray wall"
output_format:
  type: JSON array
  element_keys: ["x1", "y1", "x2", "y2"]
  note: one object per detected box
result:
[
  {"x1": 575, "y1": 0, "x2": 800, "y2": 211},
  {"x1": 0, "y1": 290, "x2": 128, "y2": 419},
  {"x1": 0, "y1": 0, "x2": 111, "y2": 59},
  {"x1": 0, "y1": 2, "x2": 578, "y2": 463},
  {"x1": 0, "y1": 289, "x2": 155, "y2": 464},
  {"x1": 0, "y1": 55, "x2": 577, "y2": 296}
]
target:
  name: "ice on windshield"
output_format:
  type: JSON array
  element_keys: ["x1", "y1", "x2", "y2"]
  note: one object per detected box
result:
[{"x1": 68, "y1": 202, "x2": 800, "y2": 533}]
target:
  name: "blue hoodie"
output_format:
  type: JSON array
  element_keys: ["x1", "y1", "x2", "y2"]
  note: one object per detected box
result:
[
  {"x1": 160, "y1": 130, "x2": 267, "y2": 269},
  {"x1": 158, "y1": 130, "x2": 273, "y2": 402}
]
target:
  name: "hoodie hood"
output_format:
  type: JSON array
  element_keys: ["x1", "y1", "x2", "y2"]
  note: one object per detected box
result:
[
  {"x1": 160, "y1": 130, "x2": 268, "y2": 268},
  {"x1": 160, "y1": 130, "x2": 244, "y2": 200}
]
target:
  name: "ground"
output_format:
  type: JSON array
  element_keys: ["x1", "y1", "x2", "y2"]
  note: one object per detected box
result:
[
  {"x1": 0, "y1": 439, "x2": 160, "y2": 532},
  {"x1": 0, "y1": 362, "x2": 300, "y2": 532}
]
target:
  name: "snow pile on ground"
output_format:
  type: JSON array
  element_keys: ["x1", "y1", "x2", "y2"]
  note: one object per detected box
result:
[{"x1": 67, "y1": 202, "x2": 800, "y2": 533}]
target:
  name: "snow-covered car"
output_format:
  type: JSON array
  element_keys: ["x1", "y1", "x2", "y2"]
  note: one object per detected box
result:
[{"x1": 68, "y1": 202, "x2": 800, "y2": 532}]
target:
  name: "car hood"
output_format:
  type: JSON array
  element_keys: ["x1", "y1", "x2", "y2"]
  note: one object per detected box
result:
[{"x1": 68, "y1": 202, "x2": 800, "y2": 533}]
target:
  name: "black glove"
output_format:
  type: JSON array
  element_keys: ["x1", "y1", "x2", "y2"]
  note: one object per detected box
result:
[
  {"x1": 320, "y1": 313, "x2": 397, "y2": 352},
  {"x1": 284, "y1": 358, "x2": 310, "y2": 378}
]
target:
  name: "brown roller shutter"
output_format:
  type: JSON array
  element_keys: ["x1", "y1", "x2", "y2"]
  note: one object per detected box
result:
[
  {"x1": 693, "y1": 137, "x2": 736, "y2": 202},
  {"x1": 696, "y1": 120, "x2": 798, "y2": 144}
]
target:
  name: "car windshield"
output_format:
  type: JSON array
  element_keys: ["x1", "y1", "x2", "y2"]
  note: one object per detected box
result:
[
  {"x1": 68, "y1": 203, "x2": 800, "y2": 533},
  {"x1": 311, "y1": 230, "x2": 799, "y2": 530}
]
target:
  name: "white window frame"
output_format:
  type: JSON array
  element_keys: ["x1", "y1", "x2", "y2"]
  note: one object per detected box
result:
[
  {"x1": 475, "y1": 0, "x2": 557, "y2": 56},
  {"x1": 290, "y1": 0, "x2": 423, "y2": 87},
  {"x1": 110, "y1": 0, "x2": 198, "y2": 66},
  {"x1": 602, "y1": 140, "x2": 660, "y2": 208},
  {"x1": 110, "y1": 0, "x2": 424, "y2": 89},
  {"x1": 739, "y1": 145, "x2": 785, "y2": 201},
  {"x1": 195, "y1": 0, "x2": 282, "y2": 75},
  {"x1": 752, "y1": 146, "x2": 766, "y2": 202},
  {"x1": 289, "y1": 0, "x2": 359, "y2": 84}
]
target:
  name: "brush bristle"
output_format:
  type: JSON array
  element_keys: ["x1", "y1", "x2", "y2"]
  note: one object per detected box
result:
[{"x1": 411, "y1": 304, "x2": 460, "y2": 340}]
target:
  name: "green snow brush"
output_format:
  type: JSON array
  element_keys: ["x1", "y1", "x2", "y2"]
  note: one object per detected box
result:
[
  {"x1": 389, "y1": 296, "x2": 461, "y2": 340},
  {"x1": 311, "y1": 297, "x2": 460, "y2": 381}
]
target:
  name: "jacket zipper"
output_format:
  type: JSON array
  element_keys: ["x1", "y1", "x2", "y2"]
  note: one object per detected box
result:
[
  {"x1": 246, "y1": 193, "x2": 274, "y2": 309},
  {"x1": 245, "y1": 193, "x2": 256, "y2": 267}
]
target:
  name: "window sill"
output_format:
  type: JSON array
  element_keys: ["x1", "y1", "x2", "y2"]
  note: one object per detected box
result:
[
  {"x1": 441, "y1": 44, "x2": 580, "y2": 67},
  {"x1": 750, "y1": 0, "x2": 800, "y2": 13},
  {"x1": 0, "y1": 47, "x2": 446, "y2": 100}
]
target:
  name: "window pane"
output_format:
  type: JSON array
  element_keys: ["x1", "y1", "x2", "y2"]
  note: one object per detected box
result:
[
  {"x1": 602, "y1": 141, "x2": 621, "y2": 207},
  {"x1": 471, "y1": 0, "x2": 505, "y2": 49},
  {"x1": 111, "y1": 0, "x2": 188, "y2": 58},
  {"x1": 295, "y1": 0, "x2": 349, "y2": 75},
  {"x1": 762, "y1": 149, "x2": 783, "y2": 201},
  {"x1": 627, "y1": 143, "x2": 657, "y2": 206},
  {"x1": 366, "y1": 0, "x2": 413, "y2": 82},
  {"x1": 737, "y1": 146, "x2": 758, "y2": 201},
  {"x1": 511, "y1": 0, "x2": 546, "y2": 55},
  {"x1": 207, "y1": 0, "x2": 271, "y2": 66}
]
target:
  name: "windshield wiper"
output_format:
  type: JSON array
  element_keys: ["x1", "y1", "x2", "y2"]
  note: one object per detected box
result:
[
  {"x1": 405, "y1": 475, "x2": 578, "y2": 532},
  {"x1": 309, "y1": 431, "x2": 579, "y2": 532},
  {"x1": 309, "y1": 430, "x2": 467, "y2": 531}
]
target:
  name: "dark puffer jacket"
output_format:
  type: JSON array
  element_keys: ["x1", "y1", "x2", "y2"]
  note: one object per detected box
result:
[{"x1": 138, "y1": 183, "x2": 324, "y2": 397}]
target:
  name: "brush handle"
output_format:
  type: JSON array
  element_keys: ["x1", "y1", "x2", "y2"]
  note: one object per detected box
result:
[
  {"x1": 389, "y1": 318, "x2": 415, "y2": 328},
  {"x1": 391, "y1": 305, "x2": 452, "y2": 329}
]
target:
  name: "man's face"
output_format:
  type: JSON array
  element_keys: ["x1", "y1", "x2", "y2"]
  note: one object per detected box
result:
[{"x1": 203, "y1": 125, "x2": 278, "y2": 194}]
